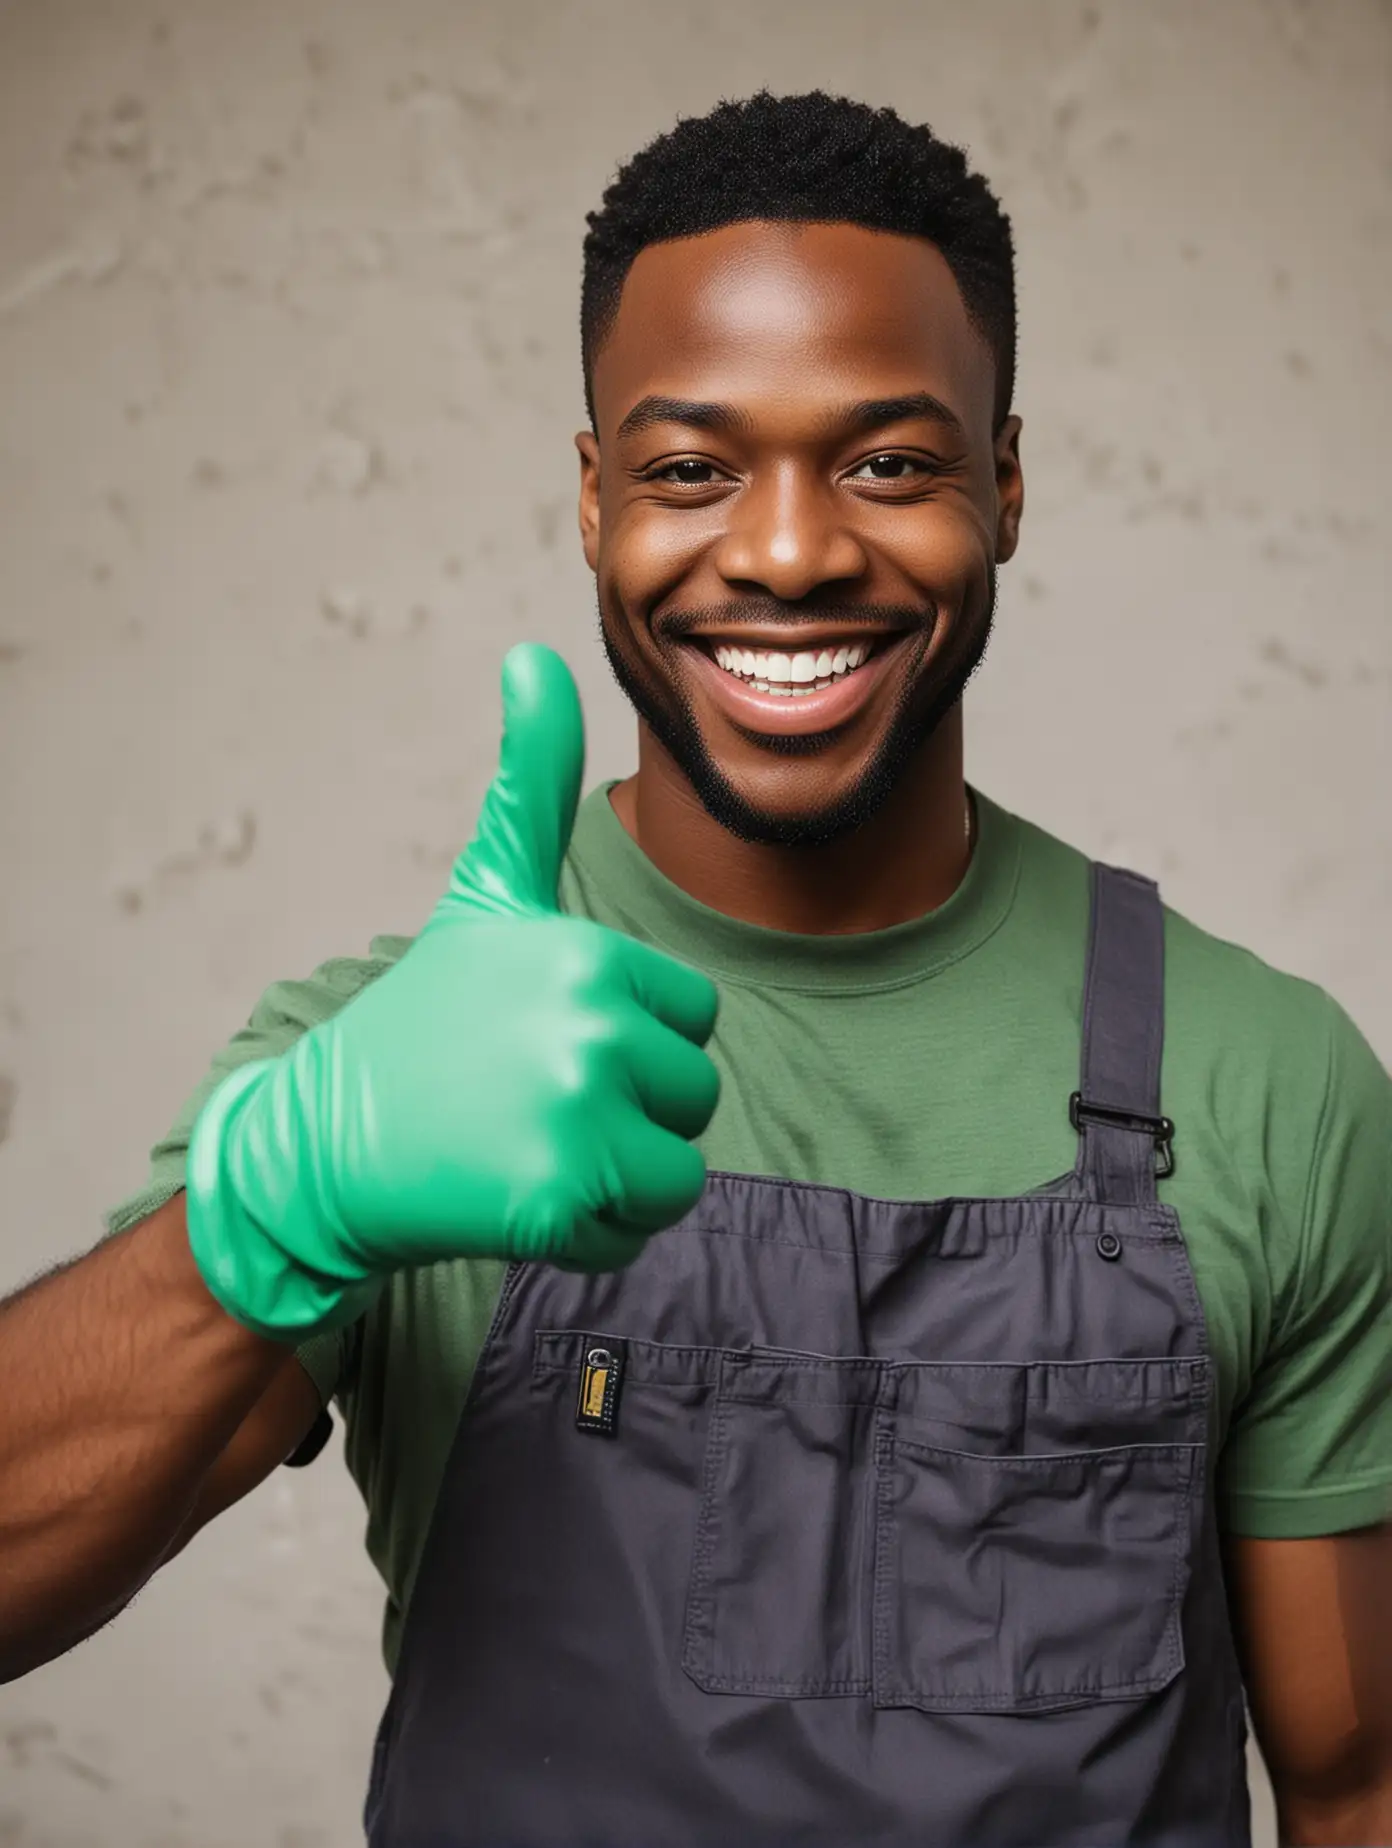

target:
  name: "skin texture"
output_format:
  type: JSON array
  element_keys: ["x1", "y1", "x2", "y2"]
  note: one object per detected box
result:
[
  {"x1": 578, "y1": 221, "x2": 1022, "y2": 933},
  {"x1": 0, "y1": 215, "x2": 1385, "y2": 1848},
  {"x1": 0, "y1": 1193, "x2": 317, "y2": 1684},
  {"x1": 1227, "y1": 1530, "x2": 1392, "y2": 1845}
]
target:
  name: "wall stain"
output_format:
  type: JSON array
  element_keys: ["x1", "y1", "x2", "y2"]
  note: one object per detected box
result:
[
  {"x1": 313, "y1": 429, "x2": 382, "y2": 497},
  {"x1": 117, "y1": 812, "x2": 258, "y2": 914},
  {"x1": 0, "y1": 641, "x2": 23, "y2": 664},
  {"x1": 320, "y1": 588, "x2": 372, "y2": 637},
  {"x1": 302, "y1": 37, "x2": 334, "y2": 78},
  {"x1": 2, "y1": 1721, "x2": 55, "y2": 1766},
  {"x1": 0, "y1": 238, "x2": 125, "y2": 318},
  {"x1": 54, "y1": 1750, "x2": 114, "y2": 1791},
  {"x1": 66, "y1": 95, "x2": 153, "y2": 175},
  {"x1": 1259, "y1": 637, "x2": 1326, "y2": 687}
]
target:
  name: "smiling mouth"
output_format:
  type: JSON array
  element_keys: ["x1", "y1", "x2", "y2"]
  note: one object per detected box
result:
[{"x1": 693, "y1": 634, "x2": 895, "y2": 698}]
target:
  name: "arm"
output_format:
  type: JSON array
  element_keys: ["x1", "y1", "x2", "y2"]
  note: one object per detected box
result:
[
  {"x1": 0, "y1": 1192, "x2": 320, "y2": 1683},
  {"x1": 1227, "y1": 1529, "x2": 1392, "y2": 1847},
  {"x1": 3, "y1": 646, "x2": 717, "y2": 1680}
]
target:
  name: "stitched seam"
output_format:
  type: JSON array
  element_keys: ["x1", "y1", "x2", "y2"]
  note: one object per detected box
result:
[
  {"x1": 700, "y1": 1168, "x2": 1183, "y2": 1226},
  {"x1": 696, "y1": 1221, "x2": 1180, "y2": 1256},
  {"x1": 680, "y1": 1397, "x2": 729, "y2": 1685},
  {"x1": 578, "y1": 832, "x2": 1025, "y2": 1000},
  {"x1": 1278, "y1": 990, "x2": 1341, "y2": 1355},
  {"x1": 872, "y1": 1428, "x2": 1195, "y2": 1707},
  {"x1": 1224, "y1": 1468, "x2": 1392, "y2": 1502},
  {"x1": 889, "y1": 1439, "x2": 1205, "y2": 1466}
]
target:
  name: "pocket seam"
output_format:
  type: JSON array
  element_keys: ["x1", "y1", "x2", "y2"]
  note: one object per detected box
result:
[
  {"x1": 680, "y1": 1396, "x2": 727, "y2": 1690},
  {"x1": 681, "y1": 1384, "x2": 874, "y2": 1698},
  {"x1": 891, "y1": 1437, "x2": 1205, "y2": 1467},
  {"x1": 871, "y1": 1429, "x2": 1195, "y2": 1712}
]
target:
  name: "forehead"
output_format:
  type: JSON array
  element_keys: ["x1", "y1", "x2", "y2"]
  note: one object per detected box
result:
[{"x1": 592, "y1": 220, "x2": 995, "y2": 442}]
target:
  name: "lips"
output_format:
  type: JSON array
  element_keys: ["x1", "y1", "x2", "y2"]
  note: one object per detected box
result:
[{"x1": 678, "y1": 629, "x2": 913, "y2": 736}]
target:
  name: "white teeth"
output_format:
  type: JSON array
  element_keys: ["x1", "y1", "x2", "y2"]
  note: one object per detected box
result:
[{"x1": 708, "y1": 637, "x2": 879, "y2": 689}]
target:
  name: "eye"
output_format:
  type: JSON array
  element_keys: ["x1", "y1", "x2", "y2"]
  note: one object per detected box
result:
[
  {"x1": 849, "y1": 453, "x2": 930, "y2": 481},
  {"x1": 653, "y1": 458, "x2": 721, "y2": 485}
]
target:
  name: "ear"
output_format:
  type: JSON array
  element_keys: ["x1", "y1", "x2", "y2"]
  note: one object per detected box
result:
[
  {"x1": 993, "y1": 415, "x2": 1024, "y2": 564},
  {"x1": 576, "y1": 430, "x2": 601, "y2": 573}
]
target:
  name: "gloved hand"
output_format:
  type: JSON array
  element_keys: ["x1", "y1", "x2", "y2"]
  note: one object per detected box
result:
[{"x1": 185, "y1": 643, "x2": 721, "y2": 1342}]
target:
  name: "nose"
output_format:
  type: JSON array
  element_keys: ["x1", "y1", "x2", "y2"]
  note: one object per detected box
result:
[{"x1": 712, "y1": 463, "x2": 868, "y2": 602}]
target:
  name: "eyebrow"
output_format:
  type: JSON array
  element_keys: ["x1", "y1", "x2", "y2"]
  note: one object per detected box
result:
[
  {"x1": 616, "y1": 396, "x2": 754, "y2": 439},
  {"x1": 614, "y1": 390, "x2": 966, "y2": 444},
  {"x1": 829, "y1": 393, "x2": 967, "y2": 443}
]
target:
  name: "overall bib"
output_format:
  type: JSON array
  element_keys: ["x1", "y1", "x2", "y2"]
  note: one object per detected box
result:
[{"x1": 365, "y1": 865, "x2": 1252, "y2": 1847}]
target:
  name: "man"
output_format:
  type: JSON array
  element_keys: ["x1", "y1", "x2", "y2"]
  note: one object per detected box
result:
[{"x1": 0, "y1": 92, "x2": 1387, "y2": 1848}]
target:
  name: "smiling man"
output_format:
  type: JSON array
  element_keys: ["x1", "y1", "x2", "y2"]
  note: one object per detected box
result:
[{"x1": 1, "y1": 93, "x2": 1389, "y2": 1848}]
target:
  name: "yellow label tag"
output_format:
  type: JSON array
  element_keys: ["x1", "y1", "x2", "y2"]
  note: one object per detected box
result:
[
  {"x1": 582, "y1": 1362, "x2": 610, "y2": 1420},
  {"x1": 575, "y1": 1340, "x2": 624, "y2": 1437}
]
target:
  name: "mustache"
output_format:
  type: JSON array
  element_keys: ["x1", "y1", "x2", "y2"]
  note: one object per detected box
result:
[{"x1": 654, "y1": 598, "x2": 932, "y2": 640}]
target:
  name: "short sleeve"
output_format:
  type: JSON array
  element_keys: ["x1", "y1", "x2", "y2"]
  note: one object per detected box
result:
[
  {"x1": 1220, "y1": 995, "x2": 1392, "y2": 1537},
  {"x1": 103, "y1": 940, "x2": 412, "y2": 1407}
]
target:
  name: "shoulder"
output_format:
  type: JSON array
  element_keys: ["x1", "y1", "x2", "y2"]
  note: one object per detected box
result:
[
  {"x1": 1006, "y1": 801, "x2": 1382, "y2": 1200},
  {"x1": 1163, "y1": 902, "x2": 1334, "y2": 1052},
  {"x1": 239, "y1": 935, "x2": 416, "y2": 1041},
  {"x1": 1159, "y1": 898, "x2": 1388, "y2": 1161},
  {"x1": 105, "y1": 935, "x2": 417, "y2": 1237}
]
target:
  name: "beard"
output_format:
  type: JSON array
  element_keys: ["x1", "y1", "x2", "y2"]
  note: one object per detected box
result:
[{"x1": 598, "y1": 578, "x2": 996, "y2": 848}]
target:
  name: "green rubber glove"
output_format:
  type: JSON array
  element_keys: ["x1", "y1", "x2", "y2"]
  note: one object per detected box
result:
[{"x1": 186, "y1": 643, "x2": 721, "y2": 1342}]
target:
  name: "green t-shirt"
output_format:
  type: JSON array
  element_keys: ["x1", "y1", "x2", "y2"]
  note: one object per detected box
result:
[{"x1": 107, "y1": 785, "x2": 1392, "y2": 1676}]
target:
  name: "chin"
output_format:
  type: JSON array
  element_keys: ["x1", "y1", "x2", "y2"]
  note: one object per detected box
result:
[{"x1": 685, "y1": 757, "x2": 907, "y2": 850}]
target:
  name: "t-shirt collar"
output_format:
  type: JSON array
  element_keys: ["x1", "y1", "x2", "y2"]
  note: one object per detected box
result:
[{"x1": 562, "y1": 781, "x2": 1023, "y2": 996}]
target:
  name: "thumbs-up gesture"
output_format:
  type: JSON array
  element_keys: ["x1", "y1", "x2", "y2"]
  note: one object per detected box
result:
[{"x1": 186, "y1": 645, "x2": 721, "y2": 1342}]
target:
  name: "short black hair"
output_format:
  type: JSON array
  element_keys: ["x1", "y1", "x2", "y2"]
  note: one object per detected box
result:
[{"x1": 581, "y1": 90, "x2": 1016, "y2": 431}]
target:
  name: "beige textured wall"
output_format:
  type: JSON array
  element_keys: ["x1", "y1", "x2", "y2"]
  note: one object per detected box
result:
[{"x1": 1, "y1": 1, "x2": 1387, "y2": 1842}]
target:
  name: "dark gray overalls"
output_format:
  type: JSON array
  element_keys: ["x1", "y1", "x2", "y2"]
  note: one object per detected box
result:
[{"x1": 365, "y1": 865, "x2": 1252, "y2": 1846}]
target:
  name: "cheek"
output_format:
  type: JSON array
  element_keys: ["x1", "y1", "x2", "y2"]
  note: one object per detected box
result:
[
  {"x1": 871, "y1": 499, "x2": 994, "y2": 602},
  {"x1": 600, "y1": 500, "x2": 722, "y2": 613}
]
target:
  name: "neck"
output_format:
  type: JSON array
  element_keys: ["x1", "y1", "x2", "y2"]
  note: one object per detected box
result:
[{"x1": 609, "y1": 711, "x2": 972, "y2": 935}]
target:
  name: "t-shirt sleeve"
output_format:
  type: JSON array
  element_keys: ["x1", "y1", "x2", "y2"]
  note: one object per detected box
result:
[
  {"x1": 103, "y1": 938, "x2": 413, "y2": 1409},
  {"x1": 1220, "y1": 994, "x2": 1392, "y2": 1538}
]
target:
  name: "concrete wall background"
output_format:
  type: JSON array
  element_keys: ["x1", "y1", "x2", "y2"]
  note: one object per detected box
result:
[{"x1": 1, "y1": 0, "x2": 1387, "y2": 1841}]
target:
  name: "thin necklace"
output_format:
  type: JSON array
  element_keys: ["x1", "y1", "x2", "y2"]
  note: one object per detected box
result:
[{"x1": 963, "y1": 789, "x2": 975, "y2": 853}]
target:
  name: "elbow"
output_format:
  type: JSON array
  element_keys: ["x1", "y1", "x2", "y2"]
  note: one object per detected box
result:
[
  {"x1": 1273, "y1": 1748, "x2": 1392, "y2": 1848},
  {"x1": 0, "y1": 1595, "x2": 133, "y2": 1687}
]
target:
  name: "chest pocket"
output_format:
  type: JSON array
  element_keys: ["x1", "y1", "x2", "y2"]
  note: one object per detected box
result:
[{"x1": 681, "y1": 1351, "x2": 1207, "y2": 1714}]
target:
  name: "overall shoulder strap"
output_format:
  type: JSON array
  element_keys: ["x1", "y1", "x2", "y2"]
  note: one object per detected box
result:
[{"x1": 1074, "y1": 863, "x2": 1174, "y2": 1205}]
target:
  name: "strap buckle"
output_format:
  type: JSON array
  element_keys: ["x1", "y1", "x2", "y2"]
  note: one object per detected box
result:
[{"x1": 1069, "y1": 1092, "x2": 1176, "y2": 1179}]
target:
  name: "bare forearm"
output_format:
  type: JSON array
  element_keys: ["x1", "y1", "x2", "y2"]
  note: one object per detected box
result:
[
  {"x1": 1278, "y1": 1780, "x2": 1392, "y2": 1847},
  {"x1": 0, "y1": 1193, "x2": 285, "y2": 1681}
]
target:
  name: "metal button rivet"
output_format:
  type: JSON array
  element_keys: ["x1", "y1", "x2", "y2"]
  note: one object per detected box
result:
[{"x1": 1096, "y1": 1232, "x2": 1123, "y2": 1261}]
